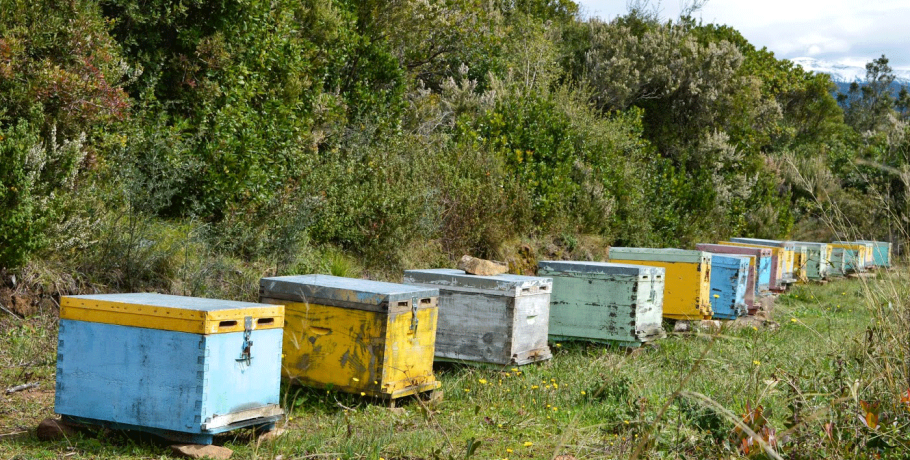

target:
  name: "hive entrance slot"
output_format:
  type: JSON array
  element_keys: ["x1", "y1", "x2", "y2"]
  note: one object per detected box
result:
[
  {"x1": 420, "y1": 298, "x2": 431, "y2": 304},
  {"x1": 219, "y1": 320, "x2": 238, "y2": 328},
  {"x1": 257, "y1": 318, "x2": 275, "y2": 325}
]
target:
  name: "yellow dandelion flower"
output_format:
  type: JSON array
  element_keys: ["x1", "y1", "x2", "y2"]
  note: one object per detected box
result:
[
  {"x1": 352, "y1": 378, "x2": 360, "y2": 382},
  {"x1": 464, "y1": 389, "x2": 470, "y2": 393},
  {"x1": 523, "y1": 441, "x2": 533, "y2": 447},
  {"x1": 624, "y1": 420, "x2": 629, "y2": 424},
  {"x1": 360, "y1": 392, "x2": 366, "y2": 396},
  {"x1": 478, "y1": 379, "x2": 488, "y2": 385},
  {"x1": 790, "y1": 318, "x2": 797, "y2": 322},
  {"x1": 506, "y1": 448, "x2": 513, "y2": 453},
  {"x1": 553, "y1": 383, "x2": 559, "y2": 389},
  {"x1": 511, "y1": 368, "x2": 518, "y2": 372},
  {"x1": 555, "y1": 343, "x2": 561, "y2": 348},
  {"x1": 753, "y1": 360, "x2": 761, "y2": 366},
  {"x1": 581, "y1": 391, "x2": 586, "y2": 395},
  {"x1": 531, "y1": 385, "x2": 539, "y2": 389},
  {"x1": 546, "y1": 404, "x2": 551, "y2": 408}
]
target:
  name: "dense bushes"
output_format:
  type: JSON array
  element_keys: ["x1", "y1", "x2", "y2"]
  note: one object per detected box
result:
[{"x1": 0, "y1": 0, "x2": 905, "y2": 285}]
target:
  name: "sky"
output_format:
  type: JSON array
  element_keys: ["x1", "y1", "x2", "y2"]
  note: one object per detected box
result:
[{"x1": 575, "y1": 0, "x2": 910, "y2": 69}]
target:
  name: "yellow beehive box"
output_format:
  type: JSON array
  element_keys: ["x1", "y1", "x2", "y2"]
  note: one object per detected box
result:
[
  {"x1": 259, "y1": 275, "x2": 440, "y2": 400},
  {"x1": 607, "y1": 248, "x2": 712, "y2": 320}
]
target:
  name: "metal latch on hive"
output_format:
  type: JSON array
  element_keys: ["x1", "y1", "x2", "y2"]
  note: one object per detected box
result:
[
  {"x1": 237, "y1": 316, "x2": 253, "y2": 364},
  {"x1": 409, "y1": 298, "x2": 419, "y2": 335}
]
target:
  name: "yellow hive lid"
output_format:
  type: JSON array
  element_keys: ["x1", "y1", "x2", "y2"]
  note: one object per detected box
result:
[{"x1": 60, "y1": 293, "x2": 284, "y2": 335}]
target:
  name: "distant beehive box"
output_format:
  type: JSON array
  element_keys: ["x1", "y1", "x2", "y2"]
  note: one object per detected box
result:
[
  {"x1": 830, "y1": 242, "x2": 868, "y2": 273},
  {"x1": 606, "y1": 248, "x2": 712, "y2": 320},
  {"x1": 858, "y1": 240, "x2": 892, "y2": 267},
  {"x1": 707, "y1": 254, "x2": 750, "y2": 320},
  {"x1": 828, "y1": 247, "x2": 849, "y2": 276},
  {"x1": 791, "y1": 242, "x2": 829, "y2": 280},
  {"x1": 720, "y1": 241, "x2": 788, "y2": 291},
  {"x1": 792, "y1": 246, "x2": 809, "y2": 283},
  {"x1": 259, "y1": 275, "x2": 439, "y2": 400},
  {"x1": 834, "y1": 241, "x2": 875, "y2": 270},
  {"x1": 401, "y1": 269, "x2": 552, "y2": 366},
  {"x1": 55, "y1": 294, "x2": 285, "y2": 445},
  {"x1": 696, "y1": 244, "x2": 771, "y2": 312},
  {"x1": 729, "y1": 238, "x2": 798, "y2": 286},
  {"x1": 537, "y1": 261, "x2": 665, "y2": 346}
]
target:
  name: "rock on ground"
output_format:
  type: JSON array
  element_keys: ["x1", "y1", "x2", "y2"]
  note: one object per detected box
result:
[
  {"x1": 170, "y1": 444, "x2": 233, "y2": 460},
  {"x1": 457, "y1": 255, "x2": 508, "y2": 276},
  {"x1": 36, "y1": 418, "x2": 78, "y2": 441}
]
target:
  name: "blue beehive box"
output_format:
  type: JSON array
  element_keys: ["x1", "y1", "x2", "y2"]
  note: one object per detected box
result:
[
  {"x1": 55, "y1": 293, "x2": 285, "y2": 444},
  {"x1": 708, "y1": 254, "x2": 750, "y2": 320}
]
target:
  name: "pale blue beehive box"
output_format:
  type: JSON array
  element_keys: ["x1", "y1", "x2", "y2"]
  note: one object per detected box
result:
[
  {"x1": 55, "y1": 293, "x2": 285, "y2": 444},
  {"x1": 708, "y1": 254, "x2": 750, "y2": 320}
]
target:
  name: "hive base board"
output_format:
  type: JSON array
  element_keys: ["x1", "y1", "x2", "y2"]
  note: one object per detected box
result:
[
  {"x1": 548, "y1": 335, "x2": 647, "y2": 348},
  {"x1": 61, "y1": 415, "x2": 280, "y2": 445},
  {"x1": 284, "y1": 378, "x2": 440, "y2": 400},
  {"x1": 434, "y1": 347, "x2": 553, "y2": 366}
]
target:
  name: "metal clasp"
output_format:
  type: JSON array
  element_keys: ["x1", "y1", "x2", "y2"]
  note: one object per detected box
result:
[
  {"x1": 409, "y1": 298, "x2": 419, "y2": 335},
  {"x1": 237, "y1": 316, "x2": 253, "y2": 364}
]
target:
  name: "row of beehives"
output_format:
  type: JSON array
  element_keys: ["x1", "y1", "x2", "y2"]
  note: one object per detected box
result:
[{"x1": 50, "y1": 238, "x2": 891, "y2": 445}]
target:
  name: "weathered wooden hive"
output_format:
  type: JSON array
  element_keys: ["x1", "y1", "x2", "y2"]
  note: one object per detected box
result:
[
  {"x1": 696, "y1": 243, "x2": 771, "y2": 312},
  {"x1": 258, "y1": 275, "x2": 440, "y2": 400},
  {"x1": 790, "y1": 242, "x2": 830, "y2": 281},
  {"x1": 707, "y1": 254, "x2": 750, "y2": 320},
  {"x1": 834, "y1": 241, "x2": 875, "y2": 270},
  {"x1": 729, "y1": 238, "x2": 798, "y2": 287},
  {"x1": 858, "y1": 240, "x2": 892, "y2": 268},
  {"x1": 605, "y1": 248, "x2": 712, "y2": 320},
  {"x1": 55, "y1": 293, "x2": 285, "y2": 444},
  {"x1": 401, "y1": 269, "x2": 552, "y2": 366},
  {"x1": 537, "y1": 261, "x2": 666, "y2": 346},
  {"x1": 830, "y1": 242, "x2": 868, "y2": 273},
  {"x1": 828, "y1": 246, "x2": 849, "y2": 277}
]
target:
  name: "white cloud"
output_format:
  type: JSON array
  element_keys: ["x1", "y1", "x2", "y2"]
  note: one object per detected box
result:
[{"x1": 576, "y1": 0, "x2": 910, "y2": 67}]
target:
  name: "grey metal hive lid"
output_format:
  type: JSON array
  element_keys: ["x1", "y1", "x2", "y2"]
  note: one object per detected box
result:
[
  {"x1": 537, "y1": 260, "x2": 664, "y2": 277},
  {"x1": 63, "y1": 293, "x2": 274, "y2": 311},
  {"x1": 696, "y1": 244, "x2": 772, "y2": 256},
  {"x1": 730, "y1": 237, "x2": 798, "y2": 247},
  {"x1": 790, "y1": 241, "x2": 829, "y2": 248},
  {"x1": 402, "y1": 269, "x2": 551, "y2": 292},
  {"x1": 259, "y1": 274, "x2": 438, "y2": 305},
  {"x1": 608, "y1": 247, "x2": 710, "y2": 264}
]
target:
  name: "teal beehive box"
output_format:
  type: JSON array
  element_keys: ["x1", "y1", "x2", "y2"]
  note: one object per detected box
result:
[
  {"x1": 791, "y1": 242, "x2": 829, "y2": 281},
  {"x1": 707, "y1": 254, "x2": 750, "y2": 320},
  {"x1": 858, "y1": 240, "x2": 892, "y2": 268},
  {"x1": 829, "y1": 247, "x2": 848, "y2": 276},
  {"x1": 55, "y1": 294, "x2": 285, "y2": 444},
  {"x1": 538, "y1": 261, "x2": 666, "y2": 347}
]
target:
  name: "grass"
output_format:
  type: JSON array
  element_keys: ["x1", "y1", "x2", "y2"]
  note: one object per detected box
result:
[{"x1": 1, "y1": 272, "x2": 908, "y2": 459}]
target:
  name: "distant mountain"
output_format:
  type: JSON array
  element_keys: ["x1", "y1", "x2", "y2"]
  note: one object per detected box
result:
[{"x1": 789, "y1": 57, "x2": 910, "y2": 95}]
